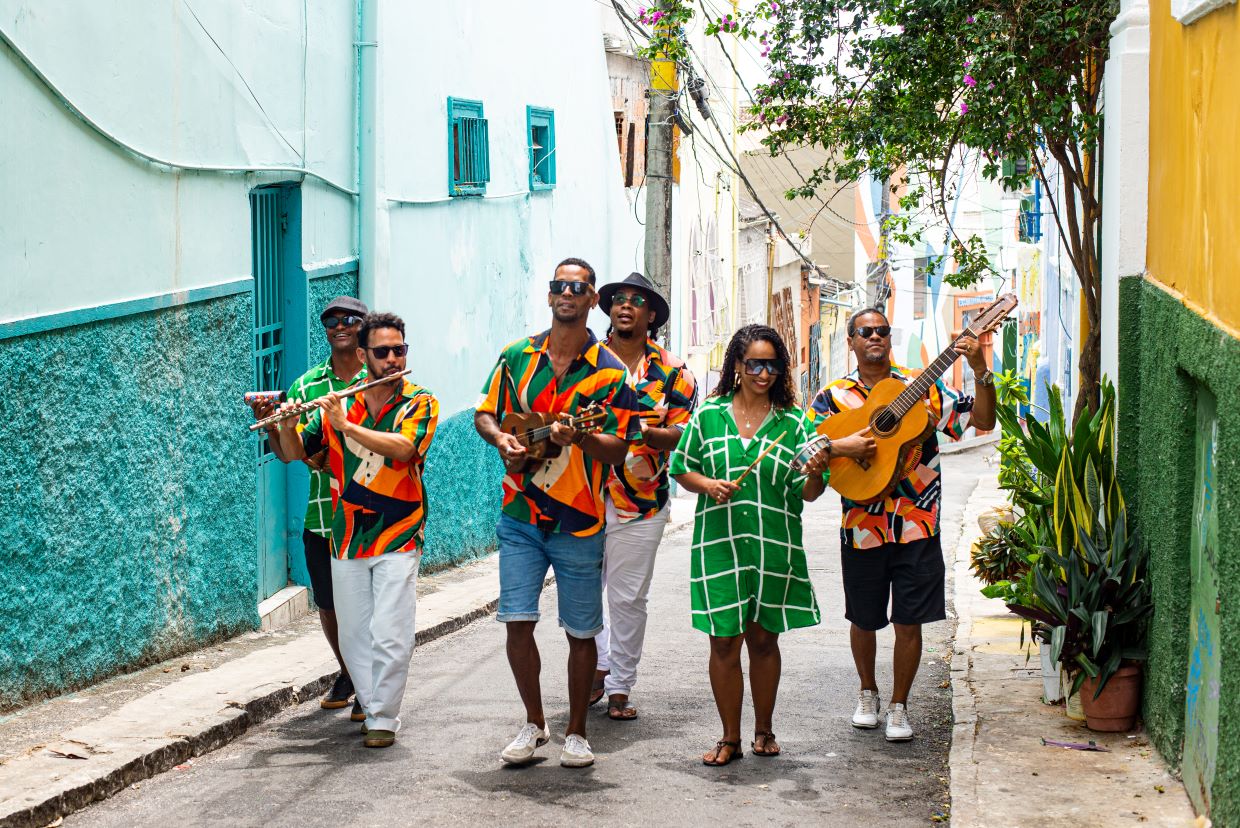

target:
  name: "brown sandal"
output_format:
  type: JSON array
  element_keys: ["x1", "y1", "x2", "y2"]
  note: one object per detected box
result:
[
  {"x1": 608, "y1": 700, "x2": 638, "y2": 721},
  {"x1": 751, "y1": 730, "x2": 781, "y2": 756},
  {"x1": 589, "y1": 677, "x2": 606, "y2": 707},
  {"x1": 702, "y1": 740, "x2": 744, "y2": 766}
]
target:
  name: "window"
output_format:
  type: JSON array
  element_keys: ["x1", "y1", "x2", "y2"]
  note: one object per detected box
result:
[
  {"x1": 913, "y1": 257, "x2": 930, "y2": 320},
  {"x1": 447, "y1": 97, "x2": 490, "y2": 197},
  {"x1": 527, "y1": 106, "x2": 556, "y2": 191}
]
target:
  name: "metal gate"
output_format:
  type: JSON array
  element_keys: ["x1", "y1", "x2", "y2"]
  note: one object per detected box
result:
[{"x1": 251, "y1": 187, "x2": 290, "y2": 601}]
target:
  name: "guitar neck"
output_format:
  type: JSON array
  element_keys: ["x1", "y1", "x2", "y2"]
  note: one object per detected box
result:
[
  {"x1": 525, "y1": 412, "x2": 598, "y2": 442},
  {"x1": 889, "y1": 329, "x2": 976, "y2": 417}
]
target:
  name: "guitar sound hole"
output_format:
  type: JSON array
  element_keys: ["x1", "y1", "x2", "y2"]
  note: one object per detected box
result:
[{"x1": 871, "y1": 409, "x2": 899, "y2": 437}]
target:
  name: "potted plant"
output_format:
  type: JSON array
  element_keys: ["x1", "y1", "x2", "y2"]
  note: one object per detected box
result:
[{"x1": 998, "y1": 380, "x2": 1152, "y2": 731}]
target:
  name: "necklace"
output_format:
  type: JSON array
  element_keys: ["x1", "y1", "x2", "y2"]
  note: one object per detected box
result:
[{"x1": 734, "y1": 397, "x2": 771, "y2": 432}]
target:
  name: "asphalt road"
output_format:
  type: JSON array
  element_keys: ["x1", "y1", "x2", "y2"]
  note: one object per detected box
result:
[{"x1": 71, "y1": 448, "x2": 993, "y2": 828}]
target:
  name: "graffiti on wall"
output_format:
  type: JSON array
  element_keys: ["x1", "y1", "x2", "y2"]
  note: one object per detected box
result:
[
  {"x1": 1184, "y1": 388, "x2": 1220, "y2": 816},
  {"x1": 771, "y1": 287, "x2": 798, "y2": 371}
]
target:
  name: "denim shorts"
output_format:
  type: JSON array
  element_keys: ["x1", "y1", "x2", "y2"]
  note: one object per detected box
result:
[{"x1": 496, "y1": 514, "x2": 605, "y2": 639}]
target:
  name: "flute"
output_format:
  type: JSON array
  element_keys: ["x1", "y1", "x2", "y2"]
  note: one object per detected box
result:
[{"x1": 248, "y1": 369, "x2": 413, "y2": 432}]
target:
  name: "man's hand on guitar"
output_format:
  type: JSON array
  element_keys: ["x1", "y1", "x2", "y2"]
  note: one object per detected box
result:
[
  {"x1": 832, "y1": 430, "x2": 877, "y2": 462},
  {"x1": 952, "y1": 330, "x2": 989, "y2": 372},
  {"x1": 496, "y1": 432, "x2": 528, "y2": 468},
  {"x1": 549, "y1": 415, "x2": 579, "y2": 448},
  {"x1": 706, "y1": 478, "x2": 740, "y2": 504}
]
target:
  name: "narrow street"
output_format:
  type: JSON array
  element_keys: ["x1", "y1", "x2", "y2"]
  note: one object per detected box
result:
[{"x1": 69, "y1": 449, "x2": 993, "y2": 827}]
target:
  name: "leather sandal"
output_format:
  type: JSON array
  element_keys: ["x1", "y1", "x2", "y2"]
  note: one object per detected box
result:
[
  {"x1": 751, "y1": 730, "x2": 781, "y2": 757},
  {"x1": 702, "y1": 740, "x2": 744, "y2": 766},
  {"x1": 607, "y1": 700, "x2": 638, "y2": 721}
]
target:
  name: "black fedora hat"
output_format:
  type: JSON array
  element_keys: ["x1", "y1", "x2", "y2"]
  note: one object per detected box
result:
[{"x1": 598, "y1": 272, "x2": 670, "y2": 330}]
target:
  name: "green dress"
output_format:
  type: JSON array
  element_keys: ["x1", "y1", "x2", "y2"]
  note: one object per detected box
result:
[{"x1": 669, "y1": 394, "x2": 824, "y2": 636}]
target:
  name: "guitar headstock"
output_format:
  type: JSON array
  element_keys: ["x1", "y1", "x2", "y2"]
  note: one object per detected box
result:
[
  {"x1": 966, "y1": 293, "x2": 1019, "y2": 338},
  {"x1": 574, "y1": 403, "x2": 608, "y2": 435}
]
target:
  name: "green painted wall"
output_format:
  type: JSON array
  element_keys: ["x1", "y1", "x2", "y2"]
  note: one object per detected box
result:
[
  {"x1": 1118, "y1": 277, "x2": 1240, "y2": 822},
  {"x1": 0, "y1": 293, "x2": 258, "y2": 711}
]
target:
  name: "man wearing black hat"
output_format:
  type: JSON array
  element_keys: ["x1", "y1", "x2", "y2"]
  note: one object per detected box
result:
[
  {"x1": 247, "y1": 295, "x2": 367, "y2": 714},
  {"x1": 592, "y1": 273, "x2": 697, "y2": 720}
]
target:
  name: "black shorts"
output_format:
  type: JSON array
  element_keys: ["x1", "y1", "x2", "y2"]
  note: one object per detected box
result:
[
  {"x1": 302, "y1": 529, "x2": 335, "y2": 612},
  {"x1": 840, "y1": 534, "x2": 946, "y2": 631}
]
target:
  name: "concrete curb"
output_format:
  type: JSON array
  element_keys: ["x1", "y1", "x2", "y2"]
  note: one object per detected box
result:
[
  {"x1": 946, "y1": 479, "x2": 1001, "y2": 828},
  {"x1": 0, "y1": 560, "x2": 506, "y2": 828}
]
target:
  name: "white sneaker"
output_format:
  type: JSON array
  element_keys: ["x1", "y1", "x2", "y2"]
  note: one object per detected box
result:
[
  {"x1": 885, "y1": 702, "x2": 914, "y2": 741},
  {"x1": 852, "y1": 689, "x2": 881, "y2": 729},
  {"x1": 500, "y1": 722, "x2": 549, "y2": 765},
  {"x1": 560, "y1": 733, "x2": 595, "y2": 768}
]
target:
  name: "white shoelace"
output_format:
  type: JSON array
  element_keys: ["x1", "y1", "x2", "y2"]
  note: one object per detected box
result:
[
  {"x1": 858, "y1": 692, "x2": 879, "y2": 715},
  {"x1": 563, "y1": 734, "x2": 591, "y2": 755},
  {"x1": 888, "y1": 705, "x2": 908, "y2": 728},
  {"x1": 511, "y1": 723, "x2": 543, "y2": 748}
]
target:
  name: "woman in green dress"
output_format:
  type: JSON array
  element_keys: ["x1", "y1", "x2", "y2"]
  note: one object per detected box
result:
[{"x1": 670, "y1": 324, "x2": 842, "y2": 766}]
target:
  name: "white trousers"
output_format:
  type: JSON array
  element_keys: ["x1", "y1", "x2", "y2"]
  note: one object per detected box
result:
[
  {"x1": 331, "y1": 551, "x2": 420, "y2": 732},
  {"x1": 594, "y1": 499, "x2": 670, "y2": 697}
]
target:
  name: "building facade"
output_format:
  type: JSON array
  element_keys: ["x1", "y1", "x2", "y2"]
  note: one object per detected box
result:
[
  {"x1": 1106, "y1": 0, "x2": 1240, "y2": 821},
  {"x1": 0, "y1": 0, "x2": 641, "y2": 708}
]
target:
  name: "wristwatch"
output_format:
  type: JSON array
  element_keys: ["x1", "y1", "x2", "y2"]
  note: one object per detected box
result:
[{"x1": 976, "y1": 370, "x2": 994, "y2": 387}]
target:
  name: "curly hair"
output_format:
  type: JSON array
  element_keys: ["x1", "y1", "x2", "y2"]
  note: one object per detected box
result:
[
  {"x1": 357, "y1": 312, "x2": 405, "y2": 348},
  {"x1": 711, "y1": 324, "x2": 798, "y2": 408},
  {"x1": 554, "y1": 257, "x2": 596, "y2": 286}
]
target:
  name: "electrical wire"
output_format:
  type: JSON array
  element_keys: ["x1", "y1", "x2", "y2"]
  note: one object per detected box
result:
[{"x1": 0, "y1": 20, "x2": 358, "y2": 196}]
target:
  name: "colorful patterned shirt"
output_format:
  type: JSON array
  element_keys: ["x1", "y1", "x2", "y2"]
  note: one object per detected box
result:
[
  {"x1": 477, "y1": 329, "x2": 641, "y2": 537},
  {"x1": 808, "y1": 366, "x2": 973, "y2": 549},
  {"x1": 301, "y1": 380, "x2": 438, "y2": 558},
  {"x1": 605, "y1": 338, "x2": 697, "y2": 523},
  {"x1": 287, "y1": 356, "x2": 367, "y2": 537}
]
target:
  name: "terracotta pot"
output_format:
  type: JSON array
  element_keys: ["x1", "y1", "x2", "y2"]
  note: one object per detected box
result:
[{"x1": 1080, "y1": 664, "x2": 1143, "y2": 732}]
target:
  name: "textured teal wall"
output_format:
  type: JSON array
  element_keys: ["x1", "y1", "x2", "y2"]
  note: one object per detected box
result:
[
  {"x1": 1119, "y1": 277, "x2": 1240, "y2": 822},
  {"x1": 307, "y1": 270, "x2": 360, "y2": 367},
  {"x1": 0, "y1": 294, "x2": 258, "y2": 710},
  {"x1": 422, "y1": 408, "x2": 503, "y2": 571}
]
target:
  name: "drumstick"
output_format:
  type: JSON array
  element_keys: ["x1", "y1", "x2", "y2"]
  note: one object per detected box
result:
[{"x1": 731, "y1": 432, "x2": 786, "y2": 486}]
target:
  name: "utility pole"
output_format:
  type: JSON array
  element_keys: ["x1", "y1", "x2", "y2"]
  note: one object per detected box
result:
[{"x1": 643, "y1": 13, "x2": 676, "y2": 309}]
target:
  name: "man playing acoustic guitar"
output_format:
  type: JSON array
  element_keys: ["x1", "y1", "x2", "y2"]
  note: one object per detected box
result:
[
  {"x1": 474, "y1": 257, "x2": 640, "y2": 769},
  {"x1": 809, "y1": 307, "x2": 995, "y2": 742}
]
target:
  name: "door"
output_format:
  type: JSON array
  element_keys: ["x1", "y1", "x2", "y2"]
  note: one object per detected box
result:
[
  {"x1": 1184, "y1": 387, "x2": 1220, "y2": 816},
  {"x1": 251, "y1": 187, "x2": 290, "y2": 601}
]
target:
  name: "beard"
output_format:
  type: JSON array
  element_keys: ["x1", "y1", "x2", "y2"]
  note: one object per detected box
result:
[
  {"x1": 612, "y1": 327, "x2": 638, "y2": 339},
  {"x1": 552, "y1": 306, "x2": 585, "y2": 324}
]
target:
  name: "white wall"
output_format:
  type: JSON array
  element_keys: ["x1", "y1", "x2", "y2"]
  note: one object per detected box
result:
[
  {"x1": 1, "y1": 0, "x2": 355, "y2": 322},
  {"x1": 375, "y1": 0, "x2": 643, "y2": 415}
]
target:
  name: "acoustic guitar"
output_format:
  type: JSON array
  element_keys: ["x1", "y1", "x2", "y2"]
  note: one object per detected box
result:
[
  {"x1": 500, "y1": 403, "x2": 607, "y2": 472},
  {"x1": 792, "y1": 293, "x2": 1017, "y2": 504}
]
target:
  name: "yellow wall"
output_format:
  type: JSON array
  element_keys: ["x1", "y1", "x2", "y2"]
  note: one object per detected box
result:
[{"x1": 1147, "y1": 0, "x2": 1240, "y2": 330}]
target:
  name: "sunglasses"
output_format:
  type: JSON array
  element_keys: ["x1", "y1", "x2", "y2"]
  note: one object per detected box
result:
[
  {"x1": 611, "y1": 291, "x2": 648, "y2": 309},
  {"x1": 365, "y1": 344, "x2": 408, "y2": 359},
  {"x1": 743, "y1": 358, "x2": 784, "y2": 376},
  {"x1": 854, "y1": 325, "x2": 892, "y2": 339},
  {"x1": 549, "y1": 280, "x2": 592, "y2": 296},
  {"x1": 323, "y1": 314, "x2": 362, "y2": 329}
]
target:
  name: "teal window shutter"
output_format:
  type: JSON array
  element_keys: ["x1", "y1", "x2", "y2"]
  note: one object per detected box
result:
[
  {"x1": 448, "y1": 97, "x2": 488, "y2": 196},
  {"x1": 527, "y1": 106, "x2": 556, "y2": 191}
]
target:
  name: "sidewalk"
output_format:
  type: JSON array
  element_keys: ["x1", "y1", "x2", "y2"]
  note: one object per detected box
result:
[
  {"x1": 0, "y1": 554, "x2": 506, "y2": 828},
  {"x1": 948, "y1": 477, "x2": 1199, "y2": 827}
]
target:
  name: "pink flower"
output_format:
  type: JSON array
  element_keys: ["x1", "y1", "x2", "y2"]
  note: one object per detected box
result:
[
  {"x1": 775, "y1": 114, "x2": 788, "y2": 125},
  {"x1": 964, "y1": 74, "x2": 977, "y2": 88},
  {"x1": 761, "y1": 47, "x2": 770, "y2": 57},
  {"x1": 783, "y1": 71, "x2": 790, "y2": 79},
  {"x1": 650, "y1": 10, "x2": 663, "y2": 22},
  {"x1": 960, "y1": 102, "x2": 969, "y2": 114},
  {"x1": 963, "y1": 60, "x2": 971, "y2": 68},
  {"x1": 966, "y1": 15, "x2": 975, "y2": 23}
]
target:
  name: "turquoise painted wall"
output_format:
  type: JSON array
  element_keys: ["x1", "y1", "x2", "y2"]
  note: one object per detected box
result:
[
  {"x1": 0, "y1": 293, "x2": 258, "y2": 711},
  {"x1": 422, "y1": 409, "x2": 504, "y2": 571},
  {"x1": 1118, "y1": 277, "x2": 1240, "y2": 823}
]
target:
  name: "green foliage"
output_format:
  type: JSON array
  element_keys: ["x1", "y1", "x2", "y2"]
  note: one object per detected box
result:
[
  {"x1": 970, "y1": 521, "x2": 1028, "y2": 586},
  {"x1": 637, "y1": 0, "x2": 1110, "y2": 416},
  {"x1": 1000, "y1": 379, "x2": 1152, "y2": 696}
]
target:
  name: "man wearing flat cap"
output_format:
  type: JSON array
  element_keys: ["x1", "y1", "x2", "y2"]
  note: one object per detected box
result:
[
  {"x1": 247, "y1": 295, "x2": 367, "y2": 715},
  {"x1": 592, "y1": 272, "x2": 697, "y2": 721}
]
